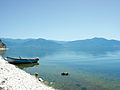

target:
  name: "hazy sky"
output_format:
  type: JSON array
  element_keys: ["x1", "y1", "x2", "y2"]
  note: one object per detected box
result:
[{"x1": 0, "y1": 0, "x2": 120, "y2": 41}]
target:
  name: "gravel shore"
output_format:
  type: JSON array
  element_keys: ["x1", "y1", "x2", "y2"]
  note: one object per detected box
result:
[{"x1": 0, "y1": 56, "x2": 54, "y2": 90}]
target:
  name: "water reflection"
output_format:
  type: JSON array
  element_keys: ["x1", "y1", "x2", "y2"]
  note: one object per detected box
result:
[
  {"x1": 3, "y1": 47, "x2": 58, "y2": 58},
  {"x1": 15, "y1": 63, "x2": 39, "y2": 69},
  {"x1": 66, "y1": 49, "x2": 120, "y2": 57},
  {"x1": 0, "y1": 50, "x2": 6, "y2": 55},
  {"x1": 3, "y1": 46, "x2": 120, "y2": 58}
]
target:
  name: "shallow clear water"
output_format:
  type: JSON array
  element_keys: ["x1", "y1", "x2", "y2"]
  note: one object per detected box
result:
[{"x1": 2, "y1": 48, "x2": 120, "y2": 90}]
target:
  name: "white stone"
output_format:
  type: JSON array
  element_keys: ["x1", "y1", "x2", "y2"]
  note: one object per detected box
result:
[{"x1": 0, "y1": 56, "x2": 55, "y2": 90}]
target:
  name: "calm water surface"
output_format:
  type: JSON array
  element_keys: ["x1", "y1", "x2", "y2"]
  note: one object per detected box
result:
[{"x1": 2, "y1": 48, "x2": 120, "y2": 90}]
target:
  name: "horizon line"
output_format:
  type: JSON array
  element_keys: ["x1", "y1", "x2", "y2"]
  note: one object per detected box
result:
[{"x1": 0, "y1": 37, "x2": 120, "y2": 41}]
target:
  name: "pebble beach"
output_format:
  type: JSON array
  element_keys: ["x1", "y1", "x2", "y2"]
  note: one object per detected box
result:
[{"x1": 0, "y1": 56, "x2": 54, "y2": 90}]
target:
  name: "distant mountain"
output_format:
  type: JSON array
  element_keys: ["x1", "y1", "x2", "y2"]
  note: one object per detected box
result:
[
  {"x1": 1, "y1": 37, "x2": 120, "y2": 52},
  {"x1": 1, "y1": 38, "x2": 63, "y2": 57},
  {"x1": 63, "y1": 37, "x2": 120, "y2": 51},
  {"x1": 22, "y1": 38, "x2": 63, "y2": 49},
  {"x1": 0, "y1": 39, "x2": 6, "y2": 48},
  {"x1": 52, "y1": 40, "x2": 69, "y2": 44},
  {"x1": 1, "y1": 38, "x2": 62, "y2": 50}
]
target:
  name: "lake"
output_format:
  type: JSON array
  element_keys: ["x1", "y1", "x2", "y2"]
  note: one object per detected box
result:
[{"x1": 2, "y1": 48, "x2": 120, "y2": 90}]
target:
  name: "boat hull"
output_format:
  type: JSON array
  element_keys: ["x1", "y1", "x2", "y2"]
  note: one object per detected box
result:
[{"x1": 6, "y1": 57, "x2": 39, "y2": 64}]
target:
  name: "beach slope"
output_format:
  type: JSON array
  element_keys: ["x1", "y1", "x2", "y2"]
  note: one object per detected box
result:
[{"x1": 0, "y1": 56, "x2": 54, "y2": 90}]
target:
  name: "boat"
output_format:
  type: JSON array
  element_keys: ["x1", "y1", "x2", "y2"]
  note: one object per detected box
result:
[{"x1": 5, "y1": 56, "x2": 39, "y2": 64}]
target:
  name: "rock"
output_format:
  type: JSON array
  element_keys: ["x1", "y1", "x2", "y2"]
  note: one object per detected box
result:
[
  {"x1": 38, "y1": 78, "x2": 44, "y2": 82},
  {"x1": 34, "y1": 72, "x2": 38, "y2": 77},
  {"x1": 61, "y1": 72, "x2": 69, "y2": 76},
  {"x1": 0, "y1": 40, "x2": 6, "y2": 48},
  {"x1": 50, "y1": 82, "x2": 53, "y2": 85}
]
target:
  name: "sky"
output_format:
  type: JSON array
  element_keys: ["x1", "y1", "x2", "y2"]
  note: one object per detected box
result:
[{"x1": 0, "y1": 0, "x2": 120, "y2": 41}]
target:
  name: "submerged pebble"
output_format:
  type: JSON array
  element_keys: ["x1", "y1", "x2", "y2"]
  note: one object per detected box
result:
[
  {"x1": 76, "y1": 84, "x2": 81, "y2": 87},
  {"x1": 82, "y1": 87, "x2": 87, "y2": 90}
]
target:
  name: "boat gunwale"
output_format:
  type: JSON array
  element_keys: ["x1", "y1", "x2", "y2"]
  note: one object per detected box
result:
[{"x1": 6, "y1": 57, "x2": 39, "y2": 61}]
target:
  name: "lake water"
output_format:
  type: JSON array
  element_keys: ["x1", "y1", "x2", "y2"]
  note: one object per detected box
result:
[{"x1": 2, "y1": 48, "x2": 120, "y2": 90}]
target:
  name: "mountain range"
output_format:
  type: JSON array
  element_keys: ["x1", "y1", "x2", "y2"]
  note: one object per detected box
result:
[{"x1": 1, "y1": 37, "x2": 120, "y2": 52}]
